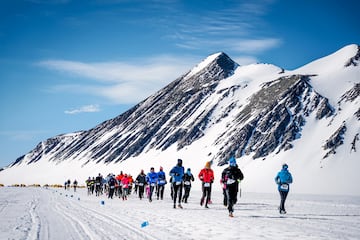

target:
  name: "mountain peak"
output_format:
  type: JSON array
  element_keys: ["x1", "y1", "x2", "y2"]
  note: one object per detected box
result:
[
  {"x1": 185, "y1": 52, "x2": 238, "y2": 80},
  {"x1": 296, "y1": 44, "x2": 360, "y2": 73},
  {"x1": 344, "y1": 44, "x2": 360, "y2": 67}
]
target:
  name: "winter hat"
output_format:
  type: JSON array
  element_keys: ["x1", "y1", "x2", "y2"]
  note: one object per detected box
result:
[
  {"x1": 205, "y1": 161, "x2": 211, "y2": 169},
  {"x1": 177, "y1": 159, "x2": 183, "y2": 166},
  {"x1": 229, "y1": 157, "x2": 236, "y2": 167}
]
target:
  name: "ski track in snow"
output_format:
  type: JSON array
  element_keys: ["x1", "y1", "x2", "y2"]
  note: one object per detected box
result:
[
  {"x1": 27, "y1": 197, "x2": 41, "y2": 240},
  {"x1": 0, "y1": 187, "x2": 360, "y2": 240}
]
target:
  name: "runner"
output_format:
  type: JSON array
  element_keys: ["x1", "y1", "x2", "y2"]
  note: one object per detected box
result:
[
  {"x1": 146, "y1": 167, "x2": 158, "y2": 202},
  {"x1": 198, "y1": 161, "x2": 214, "y2": 208},
  {"x1": 136, "y1": 170, "x2": 147, "y2": 200},
  {"x1": 221, "y1": 157, "x2": 244, "y2": 217},
  {"x1": 157, "y1": 166, "x2": 167, "y2": 200},
  {"x1": 182, "y1": 168, "x2": 194, "y2": 203},
  {"x1": 169, "y1": 159, "x2": 185, "y2": 209}
]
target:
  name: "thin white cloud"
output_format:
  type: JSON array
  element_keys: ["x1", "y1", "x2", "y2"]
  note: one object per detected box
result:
[
  {"x1": 175, "y1": 38, "x2": 282, "y2": 55},
  {"x1": 233, "y1": 56, "x2": 259, "y2": 65},
  {"x1": 64, "y1": 104, "x2": 100, "y2": 115},
  {"x1": 37, "y1": 1, "x2": 281, "y2": 106},
  {"x1": 39, "y1": 60, "x2": 123, "y2": 82},
  {"x1": 166, "y1": 0, "x2": 281, "y2": 54},
  {"x1": 39, "y1": 52, "x2": 264, "y2": 104},
  {"x1": 39, "y1": 55, "x2": 198, "y2": 104},
  {"x1": 230, "y1": 38, "x2": 282, "y2": 53},
  {"x1": 39, "y1": 55, "x2": 194, "y2": 83}
]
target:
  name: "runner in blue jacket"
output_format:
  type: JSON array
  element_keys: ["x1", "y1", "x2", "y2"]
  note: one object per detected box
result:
[
  {"x1": 157, "y1": 166, "x2": 167, "y2": 200},
  {"x1": 146, "y1": 167, "x2": 158, "y2": 202},
  {"x1": 169, "y1": 159, "x2": 185, "y2": 209},
  {"x1": 275, "y1": 163, "x2": 293, "y2": 214}
]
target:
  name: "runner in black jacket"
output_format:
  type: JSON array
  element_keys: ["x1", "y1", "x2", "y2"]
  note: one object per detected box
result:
[
  {"x1": 136, "y1": 170, "x2": 147, "y2": 200},
  {"x1": 182, "y1": 168, "x2": 194, "y2": 203},
  {"x1": 221, "y1": 157, "x2": 244, "y2": 217}
]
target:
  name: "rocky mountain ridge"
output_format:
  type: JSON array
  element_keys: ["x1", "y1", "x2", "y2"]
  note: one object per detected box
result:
[{"x1": 7, "y1": 45, "x2": 360, "y2": 171}]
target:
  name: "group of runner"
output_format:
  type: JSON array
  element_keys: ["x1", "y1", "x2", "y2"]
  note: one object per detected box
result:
[
  {"x1": 83, "y1": 157, "x2": 292, "y2": 217},
  {"x1": 64, "y1": 179, "x2": 78, "y2": 192},
  {"x1": 85, "y1": 171, "x2": 134, "y2": 199}
]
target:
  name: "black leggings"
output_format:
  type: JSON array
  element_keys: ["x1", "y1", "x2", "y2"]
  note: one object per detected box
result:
[
  {"x1": 183, "y1": 186, "x2": 191, "y2": 202},
  {"x1": 138, "y1": 185, "x2": 145, "y2": 199},
  {"x1": 172, "y1": 182, "x2": 183, "y2": 205},
  {"x1": 226, "y1": 183, "x2": 238, "y2": 213},
  {"x1": 201, "y1": 185, "x2": 211, "y2": 206},
  {"x1": 157, "y1": 185, "x2": 165, "y2": 199},
  {"x1": 279, "y1": 190, "x2": 289, "y2": 211},
  {"x1": 149, "y1": 185, "x2": 155, "y2": 201}
]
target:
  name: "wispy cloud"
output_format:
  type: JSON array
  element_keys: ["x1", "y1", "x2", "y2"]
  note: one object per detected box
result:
[
  {"x1": 40, "y1": 56, "x2": 193, "y2": 83},
  {"x1": 64, "y1": 104, "x2": 100, "y2": 115},
  {"x1": 166, "y1": 0, "x2": 281, "y2": 54},
  {"x1": 39, "y1": 55, "x2": 198, "y2": 104},
  {"x1": 232, "y1": 56, "x2": 259, "y2": 66},
  {"x1": 37, "y1": 0, "x2": 280, "y2": 105},
  {"x1": 230, "y1": 38, "x2": 282, "y2": 53},
  {"x1": 175, "y1": 38, "x2": 281, "y2": 55}
]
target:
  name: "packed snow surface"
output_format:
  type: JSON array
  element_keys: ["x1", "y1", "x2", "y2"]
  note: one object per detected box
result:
[{"x1": 1, "y1": 187, "x2": 359, "y2": 240}]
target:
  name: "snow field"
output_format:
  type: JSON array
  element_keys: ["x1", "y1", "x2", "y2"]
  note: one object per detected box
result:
[{"x1": 0, "y1": 187, "x2": 359, "y2": 240}]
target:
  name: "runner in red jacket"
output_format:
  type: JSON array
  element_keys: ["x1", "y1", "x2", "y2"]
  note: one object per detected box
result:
[{"x1": 198, "y1": 161, "x2": 214, "y2": 208}]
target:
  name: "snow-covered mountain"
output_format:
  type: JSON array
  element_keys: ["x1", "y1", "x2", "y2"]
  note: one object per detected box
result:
[{"x1": 1, "y1": 44, "x2": 359, "y2": 195}]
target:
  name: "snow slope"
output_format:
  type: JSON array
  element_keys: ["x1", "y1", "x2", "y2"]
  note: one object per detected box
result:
[
  {"x1": 0, "y1": 187, "x2": 359, "y2": 240},
  {"x1": 294, "y1": 44, "x2": 360, "y2": 105}
]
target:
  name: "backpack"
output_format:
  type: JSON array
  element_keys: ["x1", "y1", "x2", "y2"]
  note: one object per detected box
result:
[{"x1": 108, "y1": 178, "x2": 116, "y2": 186}]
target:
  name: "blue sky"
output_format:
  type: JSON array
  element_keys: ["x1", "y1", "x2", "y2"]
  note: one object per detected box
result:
[{"x1": 0, "y1": 0, "x2": 359, "y2": 168}]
